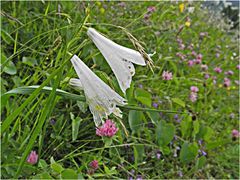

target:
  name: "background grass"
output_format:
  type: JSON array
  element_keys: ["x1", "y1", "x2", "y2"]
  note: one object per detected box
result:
[{"x1": 1, "y1": 1, "x2": 239, "y2": 179}]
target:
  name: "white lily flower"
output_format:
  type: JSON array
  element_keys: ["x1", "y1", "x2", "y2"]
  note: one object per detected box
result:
[
  {"x1": 70, "y1": 55, "x2": 127, "y2": 127},
  {"x1": 87, "y1": 27, "x2": 147, "y2": 93}
]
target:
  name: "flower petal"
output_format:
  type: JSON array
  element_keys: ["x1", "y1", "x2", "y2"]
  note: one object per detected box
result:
[
  {"x1": 70, "y1": 55, "x2": 127, "y2": 126},
  {"x1": 69, "y1": 78, "x2": 83, "y2": 90},
  {"x1": 87, "y1": 28, "x2": 146, "y2": 93}
]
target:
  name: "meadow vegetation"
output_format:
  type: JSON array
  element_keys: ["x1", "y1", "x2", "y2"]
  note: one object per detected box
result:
[{"x1": 1, "y1": 1, "x2": 239, "y2": 179}]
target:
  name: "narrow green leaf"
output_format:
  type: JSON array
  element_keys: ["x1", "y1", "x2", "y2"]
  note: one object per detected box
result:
[
  {"x1": 172, "y1": 98, "x2": 185, "y2": 107},
  {"x1": 22, "y1": 56, "x2": 38, "y2": 67},
  {"x1": 70, "y1": 112, "x2": 82, "y2": 142},
  {"x1": 1, "y1": 59, "x2": 69, "y2": 135},
  {"x1": 2, "y1": 85, "x2": 85, "y2": 101},
  {"x1": 2, "y1": 60, "x2": 17, "y2": 75},
  {"x1": 1, "y1": 29, "x2": 14, "y2": 44},
  {"x1": 15, "y1": 70, "x2": 60, "y2": 177}
]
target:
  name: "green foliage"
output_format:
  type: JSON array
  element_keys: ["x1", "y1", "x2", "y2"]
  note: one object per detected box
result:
[
  {"x1": 135, "y1": 88, "x2": 152, "y2": 107},
  {"x1": 128, "y1": 110, "x2": 144, "y2": 134},
  {"x1": 156, "y1": 120, "x2": 175, "y2": 147},
  {"x1": 1, "y1": 1, "x2": 239, "y2": 179},
  {"x1": 180, "y1": 142, "x2": 198, "y2": 164}
]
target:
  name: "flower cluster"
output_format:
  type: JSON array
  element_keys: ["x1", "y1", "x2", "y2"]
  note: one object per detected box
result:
[
  {"x1": 214, "y1": 67, "x2": 222, "y2": 73},
  {"x1": 190, "y1": 86, "x2": 199, "y2": 93},
  {"x1": 88, "y1": 160, "x2": 99, "y2": 175},
  {"x1": 225, "y1": 70, "x2": 234, "y2": 76},
  {"x1": 162, "y1": 71, "x2": 173, "y2": 80},
  {"x1": 232, "y1": 129, "x2": 240, "y2": 139},
  {"x1": 89, "y1": 160, "x2": 99, "y2": 170},
  {"x1": 27, "y1": 151, "x2": 38, "y2": 165},
  {"x1": 144, "y1": 6, "x2": 156, "y2": 20},
  {"x1": 189, "y1": 86, "x2": 199, "y2": 102},
  {"x1": 96, "y1": 119, "x2": 118, "y2": 137},
  {"x1": 223, "y1": 78, "x2": 231, "y2": 87},
  {"x1": 187, "y1": 53, "x2": 203, "y2": 67}
]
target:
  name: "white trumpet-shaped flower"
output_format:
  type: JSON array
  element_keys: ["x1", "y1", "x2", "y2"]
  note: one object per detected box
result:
[
  {"x1": 87, "y1": 27, "x2": 147, "y2": 93},
  {"x1": 70, "y1": 55, "x2": 127, "y2": 126}
]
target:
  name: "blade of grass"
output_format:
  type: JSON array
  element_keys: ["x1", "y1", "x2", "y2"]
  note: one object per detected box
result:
[
  {"x1": 2, "y1": 86, "x2": 186, "y2": 114},
  {"x1": 1, "y1": 59, "x2": 69, "y2": 135},
  {"x1": 14, "y1": 64, "x2": 60, "y2": 178},
  {"x1": 2, "y1": 85, "x2": 85, "y2": 101}
]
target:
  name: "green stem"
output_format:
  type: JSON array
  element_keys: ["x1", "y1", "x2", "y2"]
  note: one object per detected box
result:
[{"x1": 121, "y1": 105, "x2": 187, "y2": 114}]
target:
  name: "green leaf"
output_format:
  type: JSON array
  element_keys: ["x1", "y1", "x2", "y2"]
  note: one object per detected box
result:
[
  {"x1": 33, "y1": 172, "x2": 53, "y2": 179},
  {"x1": 205, "y1": 139, "x2": 230, "y2": 150},
  {"x1": 156, "y1": 120, "x2": 175, "y2": 147},
  {"x1": 70, "y1": 113, "x2": 82, "y2": 142},
  {"x1": 126, "y1": 82, "x2": 135, "y2": 104},
  {"x1": 61, "y1": 169, "x2": 78, "y2": 179},
  {"x1": 193, "y1": 120, "x2": 200, "y2": 136},
  {"x1": 172, "y1": 98, "x2": 185, "y2": 107},
  {"x1": 128, "y1": 110, "x2": 144, "y2": 134},
  {"x1": 196, "y1": 156, "x2": 206, "y2": 169},
  {"x1": 103, "y1": 165, "x2": 111, "y2": 174},
  {"x1": 95, "y1": 70, "x2": 110, "y2": 85},
  {"x1": 38, "y1": 159, "x2": 48, "y2": 169},
  {"x1": 1, "y1": 29, "x2": 14, "y2": 44},
  {"x1": 2, "y1": 86, "x2": 85, "y2": 102},
  {"x1": 196, "y1": 125, "x2": 213, "y2": 142},
  {"x1": 1, "y1": 53, "x2": 7, "y2": 64},
  {"x1": 146, "y1": 111, "x2": 160, "y2": 124},
  {"x1": 50, "y1": 157, "x2": 64, "y2": 173},
  {"x1": 14, "y1": 77, "x2": 59, "y2": 177},
  {"x1": 180, "y1": 142, "x2": 198, "y2": 164},
  {"x1": 3, "y1": 61, "x2": 17, "y2": 75},
  {"x1": 103, "y1": 136, "x2": 113, "y2": 146},
  {"x1": 203, "y1": 127, "x2": 213, "y2": 141},
  {"x1": 135, "y1": 88, "x2": 152, "y2": 107},
  {"x1": 1, "y1": 58, "x2": 69, "y2": 135},
  {"x1": 77, "y1": 173, "x2": 84, "y2": 179},
  {"x1": 180, "y1": 115, "x2": 192, "y2": 138},
  {"x1": 133, "y1": 144, "x2": 145, "y2": 165},
  {"x1": 161, "y1": 146, "x2": 171, "y2": 155},
  {"x1": 77, "y1": 101, "x2": 88, "y2": 113},
  {"x1": 22, "y1": 56, "x2": 38, "y2": 67}
]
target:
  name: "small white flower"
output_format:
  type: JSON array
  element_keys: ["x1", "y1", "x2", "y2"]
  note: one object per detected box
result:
[
  {"x1": 70, "y1": 55, "x2": 127, "y2": 126},
  {"x1": 87, "y1": 27, "x2": 147, "y2": 93},
  {"x1": 188, "y1": 7, "x2": 195, "y2": 13}
]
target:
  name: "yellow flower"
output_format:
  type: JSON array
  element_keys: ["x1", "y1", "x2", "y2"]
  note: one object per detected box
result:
[
  {"x1": 185, "y1": 21, "x2": 191, "y2": 27},
  {"x1": 218, "y1": 84, "x2": 223, "y2": 88},
  {"x1": 227, "y1": 87, "x2": 231, "y2": 91},
  {"x1": 179, "y1": 3, "x2": 184, "y2": 13},
  {"x1": 100, "y1": 8, "x2": 105, "y2": 14},
  {"x1": 96, "y1": 1, "x2": 101, "y2": 6},
  {"x1": 85, "y1": 7, "x2": 90, "y2": 14}
]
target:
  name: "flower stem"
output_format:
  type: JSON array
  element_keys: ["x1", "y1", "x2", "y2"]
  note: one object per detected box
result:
[{"x1": 120, "y1": 105, "x2": 187, "y2": 114}]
